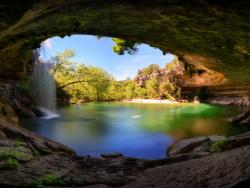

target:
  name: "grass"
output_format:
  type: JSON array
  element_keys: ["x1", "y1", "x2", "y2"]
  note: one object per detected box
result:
[
  {"x1": 0, "y1": 150, "x2": 28, "y2": 170},
  {"x1": 211, "y1": 139, "x2": 228, "y2": 152},
  {"x1": 0, "y1": 138, "x2": 30, "y2": 170},
  {"x1": 25, "y1": 173, "x2": 64, "y2": 188}
]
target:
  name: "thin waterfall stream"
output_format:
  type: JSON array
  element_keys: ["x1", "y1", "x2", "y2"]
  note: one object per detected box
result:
[{"x1": 32, "y1": 49, "x2": 59, "y2": 119}]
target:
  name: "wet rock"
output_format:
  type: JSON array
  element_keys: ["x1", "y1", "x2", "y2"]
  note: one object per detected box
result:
[
  {"x1": 32, "y1": 107, "x2": 47, "y2": 117},
  {"x1": 228, "y1": 110, "x2": 250, "y2": 125},
  {"x1": 13, "y1": 99, "x2": 36, "y2": 118},
  {"x1": 0, "y1": 119, "x2": 75, "y2": 156},
  {"x1": 167, "y1": 136, "x2": 209, "y2": 156}
]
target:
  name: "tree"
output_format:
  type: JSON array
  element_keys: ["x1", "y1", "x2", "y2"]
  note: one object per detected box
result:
[
  {"x1": 52, "y1": 49, "x2": 76, "y2": 74},
  {"x1": 112, "y1": 38, "x2": 139, "y2": 55},
  {"x1": 139, "y1": 64, "x2": 160, "y2": 76},
  {"x1": 159, "y1": 81, "x2": 175, "y2": 100},
  {"x1": 145, "y1": 78, "x2": 159, "y2": 98},
  {"x1": 53, "y1": 49, "x2": 113, "y2": 102}
]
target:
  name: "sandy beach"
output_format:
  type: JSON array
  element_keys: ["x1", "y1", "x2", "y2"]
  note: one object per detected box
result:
[{"x1": 125, "y1": 99, "x2": 179, "y2": 104}]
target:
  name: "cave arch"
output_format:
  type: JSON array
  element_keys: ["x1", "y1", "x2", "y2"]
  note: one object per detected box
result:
[{"x1": 0, "y1": 0, "x2": 249, "y2": 87}]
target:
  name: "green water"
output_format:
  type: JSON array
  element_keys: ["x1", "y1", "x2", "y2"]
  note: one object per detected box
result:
[{"x1": 21, "y1": 103, "x2": 249, "y2": 159}]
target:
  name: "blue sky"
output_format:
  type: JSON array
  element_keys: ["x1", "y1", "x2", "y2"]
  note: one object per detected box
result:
[{"x1": 41, "y1": 35, "x2": 174, "y2": 80}]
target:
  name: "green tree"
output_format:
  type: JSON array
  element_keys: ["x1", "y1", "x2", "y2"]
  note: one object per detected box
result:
[
  {"x1": 112, "y1": 38, "x2": 139, "y2": 55},
  {"x1": 139, "y1": 64, "x2": 160, "y2": 76},
  {"x1": 53, "y1": 49, "x2": 113, "y2": 102},
  {"x1": 145, "y1": 78, "x2": 159, "y2": 98},
  {"x1": 159, "y1": 81, "x2": 175, "y2": 100}
]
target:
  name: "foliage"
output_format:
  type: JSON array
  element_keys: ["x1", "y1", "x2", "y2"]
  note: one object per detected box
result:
[
  {"x1": 14, "y1": 138, "x2": 22, "y2": 147},
  {"x1": 145, "y1": 78, "x2": 159, "y2": 99},
  {"x1": 112, "y1": 38, "x2": 139, "y2": 55},
  {"x1": 165, "y1": 56, "x2": 179, "y2": 71},
  {"x1": 53, "y1": 50, "x2": 113, "y2": 102},
  {"x1": 0, "y1": 158, "x2": 20, "y2": 170},
  {"x1": 211, "y1": 139, "x2": 228, "y2": 152},
  {"x1": 0, "y1": 138, "x2": 30, "y2": 170},
  {"x1": 138, "y1": 64, "x2": 160, "y2": 76},
  {"x1": 53, "y1": 49, "x2": 182, "y2": 103},
  {"x1": 25, "y1": 173, "x2": 64, "y2": 188},
  {"x1": 159, "y1": 81, "x2": 176, "y2": 100},
  {"x1": 0, "y1": 150, "x2": 27, "y2": 170}
]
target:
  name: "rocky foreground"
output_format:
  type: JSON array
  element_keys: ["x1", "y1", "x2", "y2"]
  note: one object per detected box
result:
[{"x1": 0, "y1": 118, "x2": 250, "y2": 188}]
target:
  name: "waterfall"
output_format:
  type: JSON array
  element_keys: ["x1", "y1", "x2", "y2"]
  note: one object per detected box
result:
[{"x1": 32, "y1": 49, "x2": 59, "y2": 119}]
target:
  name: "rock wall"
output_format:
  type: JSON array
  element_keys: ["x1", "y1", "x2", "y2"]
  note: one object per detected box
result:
[
  {"x1": 182, "y1": 85, "x2": 250, "y2": 106},
  {"x1": 0, "y1": 0, "x2": 249, "y2": 88},
  {"x1": 0, "y1": 80, "x2": 19, "y2": 125}
]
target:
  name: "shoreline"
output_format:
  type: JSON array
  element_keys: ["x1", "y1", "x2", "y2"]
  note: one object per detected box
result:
[{"x1": 125, "y1": 99, "x2": 181, "y2": 104}]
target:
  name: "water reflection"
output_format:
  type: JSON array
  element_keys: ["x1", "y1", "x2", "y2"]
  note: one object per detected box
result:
[{"x1": 20, "y1": 103, "x2": 249, "y2": 159}]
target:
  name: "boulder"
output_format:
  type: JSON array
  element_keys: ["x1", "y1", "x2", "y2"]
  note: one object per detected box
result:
[
  {"x1": 228, "y1": 110, "x2": 250, "y2": 125},
  {"x1": 167, "y1": 136, "x2": 209, "y2": 156}
]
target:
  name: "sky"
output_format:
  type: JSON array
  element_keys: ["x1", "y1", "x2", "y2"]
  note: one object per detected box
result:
[{"x1": 41, "y1": 35, "x2": 174, "y2": 80}]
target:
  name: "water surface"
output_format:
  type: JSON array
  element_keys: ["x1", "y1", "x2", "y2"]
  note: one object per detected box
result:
[{"x1": 21, "y1": 103, "x2": 249, "y2": 159}]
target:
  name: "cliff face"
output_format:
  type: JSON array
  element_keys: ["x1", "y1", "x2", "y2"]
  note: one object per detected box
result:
[
  {"x1": 134, "y1": 59, "x2": 184, "y2": 87},
  {"x1": 0, "y1": 0, "x2": 249, "y2": 89}
]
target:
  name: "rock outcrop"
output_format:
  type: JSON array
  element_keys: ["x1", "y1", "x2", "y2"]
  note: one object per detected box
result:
[
  {"x1": 228, "y1": 110, "x2": 250, "y2": 125},
  {"x1": 0, "y1": 0, "x2": 249, "y2": 89},
  {"x1": 123, "y1": 145, "x2": 250, "y2": 188}
]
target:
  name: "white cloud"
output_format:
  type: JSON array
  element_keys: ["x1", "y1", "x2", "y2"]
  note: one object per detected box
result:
[{"x1": 42, "y1": 39, "x2": 52, "y2": 50}]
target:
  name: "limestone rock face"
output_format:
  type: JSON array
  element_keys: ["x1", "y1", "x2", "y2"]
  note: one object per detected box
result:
[{"x1": 0, "y1": 0, "x2": 249, "y2": 89}]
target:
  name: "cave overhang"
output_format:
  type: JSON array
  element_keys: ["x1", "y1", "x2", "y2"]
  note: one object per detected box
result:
[{"x1": 0, "y1": 0, "x2": 249, "y2": 87}]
